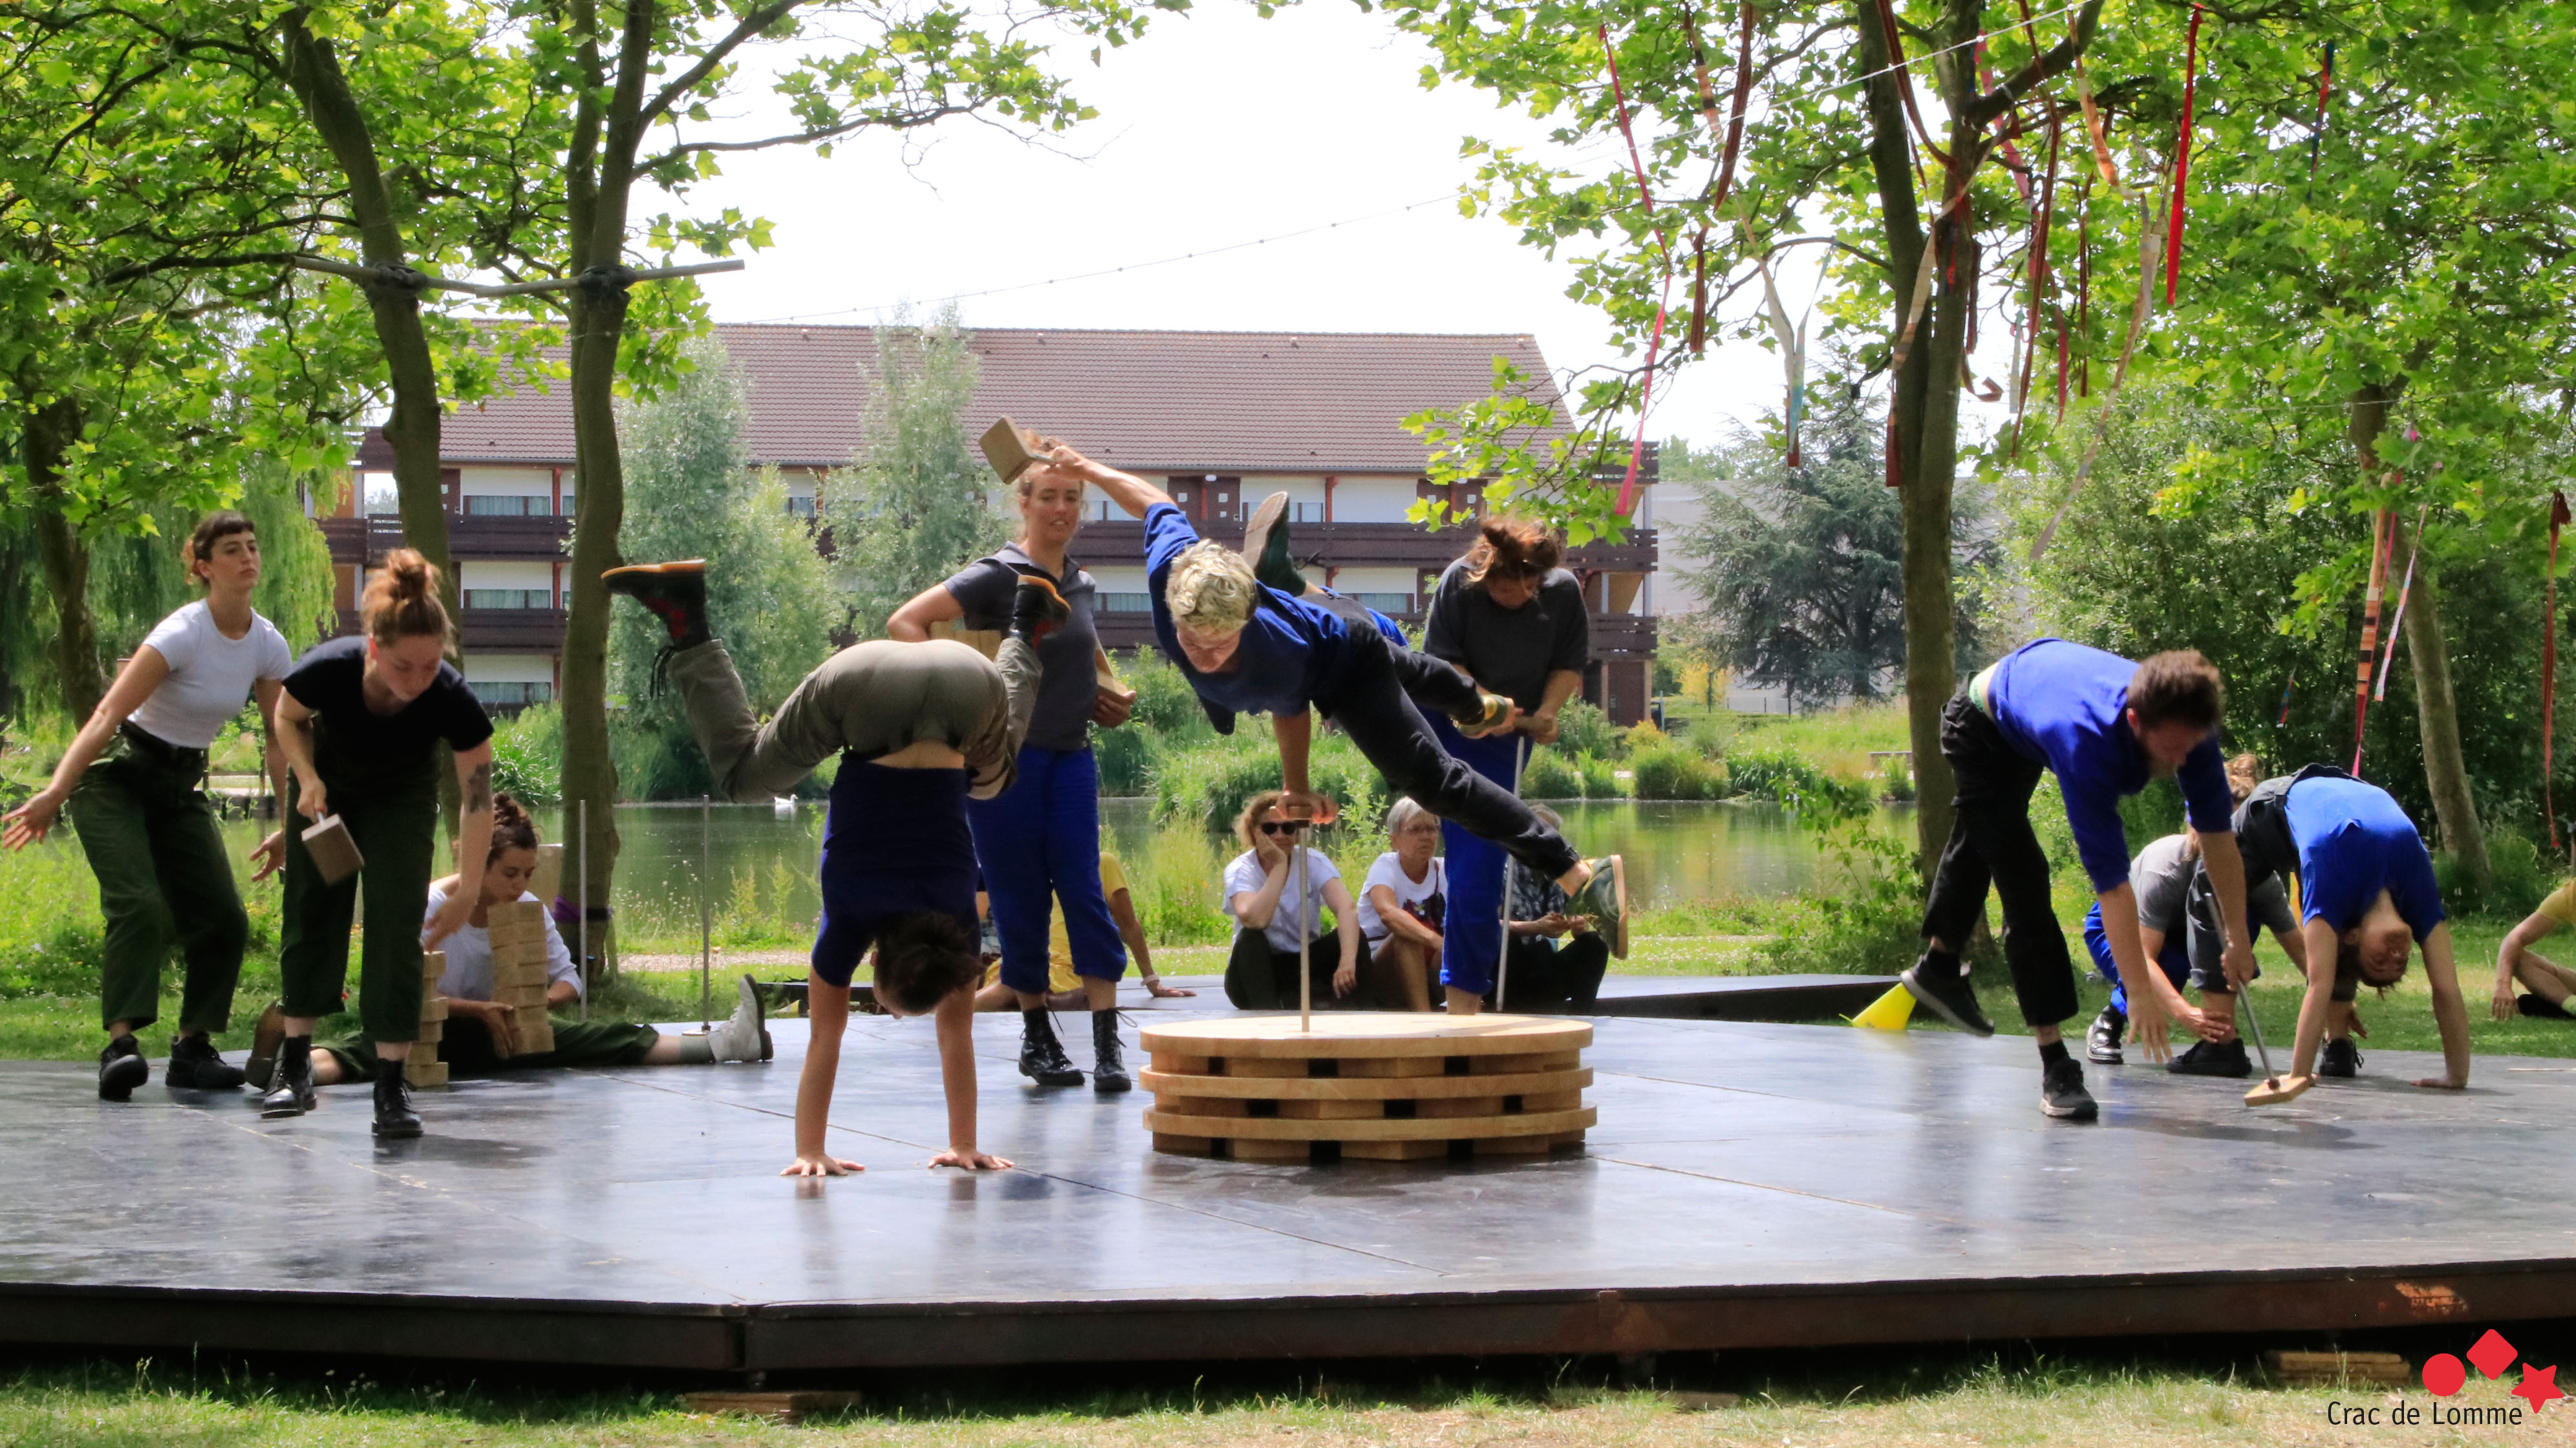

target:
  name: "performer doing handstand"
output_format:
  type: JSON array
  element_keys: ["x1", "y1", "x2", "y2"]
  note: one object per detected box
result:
[{"x1": 604, "y1": 557, "x2": 1071, "y2": 1175}]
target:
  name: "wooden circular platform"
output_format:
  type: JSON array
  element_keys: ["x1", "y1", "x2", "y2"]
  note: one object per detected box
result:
[{"x1": 1138, "y1": 1014, "x2": 1595, "y2": 1162}]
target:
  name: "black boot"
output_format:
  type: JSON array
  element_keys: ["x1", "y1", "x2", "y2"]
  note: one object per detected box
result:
[
  {"x1": 1017, "y1": 1009, "x2": 1082, "y2": 1087},
  {"x1": 1090, "y1": 1008, "x2": 1132, "y2": 1094},
  {"x1": 600, "y1": 560, "x2": 711, "y2": 646},
  {"x1": 372, "y1": 1065, "x2": 422, "y2": 1139},
  {"x1": 1007, "y1": 571, "x2": 1071, "y2": 643},
  {"x1": 166, "y1": 1032, "x2": 247, "y2": 1091},
  {"x1": 2085, "y1": 1004, "x2": 2126, "y2": 1065},
  {"x1": 98, "y1": 1033, "x2": 148, "y2": 1102},
  {"x1": 259, "y1": 1037, "x2": 316, "y2": 1119}
]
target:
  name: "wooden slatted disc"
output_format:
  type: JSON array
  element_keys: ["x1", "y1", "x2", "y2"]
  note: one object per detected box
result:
[
  {"x1": 1142, "y1": 1105, "x2": 1596, "y2": 1143},
  {"x1": 1137, "y1": 1067, "x2": 1591, "y2": 1100},
  {"x1": 1139, "y1": 1014, "x2": 1589, "y2": 1060}
]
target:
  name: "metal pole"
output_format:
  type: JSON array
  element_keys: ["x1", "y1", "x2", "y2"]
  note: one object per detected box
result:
[
  {"x1": 577, "y1": 799, "x2": 590, "y2": 1022},
  {"x1": 699, "y1": 794, "x2": 713, "y2": 1032},
  {"x1": 1492, "y1": 736, "x2": 1529, "y2": 1012},
  {"x1": 1296, "y1": 832, "x2": 1313, "y2": 1034}
]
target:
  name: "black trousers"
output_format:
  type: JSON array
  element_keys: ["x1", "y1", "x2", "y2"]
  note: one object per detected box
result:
[
  {"x1": 1920, "y1": 692, "x2": 2079, "y2": 1028},
  {"x1": 1500, "y1": 934, "x2": 1611, "y2": 1014},
  {"x1": 1311, "y1": 600, "x2": 1581, "y2": 882},
  {"x1": 1223, "y1": 927, "x2": 1346, "y2": 1010}
]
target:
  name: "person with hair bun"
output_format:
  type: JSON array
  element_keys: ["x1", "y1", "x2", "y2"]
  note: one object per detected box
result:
[
  {"x1": 1030, "y1": 442, "x2": 1631, "y2": 957},
  {"x1": 259, "y1": 549, "x2": 494, "y2": 1139},
  {"x1": 288, "y1": 794, "x2": 770, "y2": 1083},
  {"x1": 4, "y1": 511, "x2": 291, "y2": 1100},
  {"x1": 1419, "y1": 517, "x2": 1592, "y2": 1014}
]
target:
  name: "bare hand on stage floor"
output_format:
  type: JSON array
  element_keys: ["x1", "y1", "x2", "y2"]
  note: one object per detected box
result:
[
  {"x1": 248, "y1": 831, "x2": 287, "y2": 882},
  {"x1": 1144, "y1": 978, "x2": 1197, "y2": 998},
  {"x1": 781, "y1": 1152, "x2": 865, "y2": 1177},
  {"x1": 930, "y1": 1148, "x2": 1013, "y2": 1171}
]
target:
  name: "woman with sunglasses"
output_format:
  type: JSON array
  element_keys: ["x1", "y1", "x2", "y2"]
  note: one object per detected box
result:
[{"x1": 1223, "y1": 791, "x2": 1360, "y2": 1008}]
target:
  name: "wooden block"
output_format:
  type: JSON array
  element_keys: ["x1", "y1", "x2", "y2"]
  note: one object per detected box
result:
[
  {"x1": 517, "y1": 1026, "x2": 555, "y2": 1056},
  {"x1": 1340, "y1": 1139, "x2": 1449, "y2": 1161},
  {"x1": 1150, "y1": 1052, "x2": 1212, "y2": 1076},
  {"x1": 1221, "y1": 1137, "x2": 1313, "y2": 1161},
  {"x1": 1155, "y1": 1096, "x2": 1248, "y2": 1118},
  {"x1": 1519, "y1": 1090, "x2": 1585, "y2": 1113},
  {"x1": 1472, "y1": 1133, "x2": 1558, "y2": 1155},
  {"x1": 1548, "y1": 1131, "x2": 1587, "y2": 1149},
  {"x1": 487, "y1": 924, "x2": 545, "y2": 950},
  {"x1": 414, "y1": 1019, "x2": 443, "y2": 1045},
  {"x1": 299, "y1": 814, "x2": 364, "y2": 886},
  {"x1": 500, "y1": 984, "x2": 552, "y2": 1008},
  {"x1": 1340, "y1": 1056, "x2": 1444, "y2": 1078},
  {"x1": 1139, "y1": 1014, "x2": 1590, "y2": 1061},
  {"x1": 1137, "y1": 1067, "x2": 1591, "y2": 1102},
  {"x1": 2264, "y1": 1350, "x2": 2411, "y2": 1386},
  {"x1": 684, "y1": 1390, "x2": 863, "y2": 1426},
  {"x1": 403, "y1": 1059, "x2": 448, "y2": 1087},
  {"x1": 418, "y1": 997, "x2": 447, "y2": 1023},
  {"x1": 1151, "y1": 1132, "x2": 1216, "y2": 1156},
  {"x1": 1144, "y1": 1105, "x2": 1593, "y2": 1144},
  {"x1": 1418, "y1": 1096, "x2": 1506, "y2": 1119},
  {"x1": 1213, "y1": 1058, "x2": 1311, "y2": 1078},
  {"x1": 1276, "y1": 1099, "x2": 1386, "y2": 1120},
  {"x1": 487, "y1": 899, "x2": 544, "y2": 928},
  {"x1": 1471, "y1": 1050, "x2": 1582, "y2": 1075},
  {"x1": 422, "y1": 951, "x2": 445, "y2": 981},
  {"x1": 528, "y1": 844, "x2": 563, "y2": 907}
]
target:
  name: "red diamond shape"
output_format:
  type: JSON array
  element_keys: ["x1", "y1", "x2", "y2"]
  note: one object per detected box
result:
[
  {"x1": 2513, "y1": 1363, "x2": 2564, "y2": 1414},
  {"x1": 2468, "y1": 1329, "x2": 2519, "y2": 1379}
]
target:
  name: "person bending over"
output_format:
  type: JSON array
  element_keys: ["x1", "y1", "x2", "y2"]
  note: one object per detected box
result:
[
  {"x1": 1223, "y1": 792, "x2": 1361, "y2": 1010},
  {"x1": 1030, "y1": 438, "x2": 1629, "y2": 956},
  {"x1": 1902, "y1": 641, "x2": 2258, "y2": 1122},
  {"x1": 2493, "y1": 876, "x2": 2576, "y2": 1023},
  {"x1": 1354, "y1": 799, "x2": 1447, "y2": 1011},
  {"x1": 973, "y1": 851, "x2": 1195, "y2": 1011},
  {"x1": 1496, "y1": 805, "x2": 1611, "y2": 1014},
  {"x1": 2080, "y1": 828, "x2": 2308, "y2": 1076},
  {"x1": 278, "y1": 794, "x2": 771, "y2": 1084},
  {"x1": 2230, "y1": 765, "x2": 2471, "y2": 1092},
  {"x1": 603, "y1": 557, "x2": 1073, "y2": 1175}
]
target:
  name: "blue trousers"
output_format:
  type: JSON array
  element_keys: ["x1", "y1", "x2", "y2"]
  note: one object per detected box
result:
[
  {"x1": 1434, "y1": 719, "x2": 1526, "y2": 998},
  {"x1": 2081, "y1": 900, "x2": 2190, "y2": 1016},
  {"x1": 967, "y1": 744, "x2": 1125, "y2": 994}
]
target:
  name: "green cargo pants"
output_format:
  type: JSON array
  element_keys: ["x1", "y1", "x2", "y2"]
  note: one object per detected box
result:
[
  {"x1": 319, "y1": 1014, "x2": 658, "y2": 1081},
  {"x1": 66, "y1": 737, "x2": 248, "y2": 1034},
  {"x1": 277, "y1": 770, "x2": 436, "y2": 1043}
]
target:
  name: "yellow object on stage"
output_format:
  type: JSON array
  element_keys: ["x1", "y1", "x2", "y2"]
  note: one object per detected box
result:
[{"x1": 1849, "y1": 984, "x2": 1916, "y2": 1030}]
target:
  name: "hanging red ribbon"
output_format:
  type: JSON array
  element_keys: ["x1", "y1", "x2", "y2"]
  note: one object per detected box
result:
[
  {"x1": 2352, "y1": 506, "x2": 2396, "y2": 774},
  {"x1": 1873, "y1": 0, "x2": 1954, "y2": 169},
  {"x1": 2277, "y1": 668, "x2": 2296, "y2": 727},
  {"x1": 1600, "y1": 25, "x2": 1674, "y2": 522},
  {"x1": 2011, "y1": 114, "x2": 2061, "y2": 456},
  {"x1": 2374, "y1": 504, "x2": 2429, "y2": 700},
  {"x1": 2164, "y1": 5, "x2": 2205, "y2": 305},
  {"x1": 2548, "y1": 491, "x2": 2571, "y2": 850}
]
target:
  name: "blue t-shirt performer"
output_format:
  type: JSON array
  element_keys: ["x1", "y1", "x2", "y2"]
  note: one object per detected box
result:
[
  {"x1": 604, "y1": 556, "x2": 1077, "y2": 1177},
  {"x1": 1032, "y1": 438, "x2": 1631, "y2": 952},
  {"x1": 1902, "y1": 640, "x2": 2259, "y2": 1121},
  {"x1": 2229, "y1": 766, "x2": 2469, "y2": 1092},
  {"x1": 890, "y1": 451, "x2": 1180, "y2": 1097}
]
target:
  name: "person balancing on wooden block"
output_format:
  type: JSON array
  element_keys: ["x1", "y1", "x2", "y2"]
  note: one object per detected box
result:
[
  {"x1": 601, "y1": 555, "x2": 1073, "y2": 1175},
  {"x1": 1902, "y1": 641, "x2": 2259, "y2": 1121},
  {"x1": 1020, "y1": 436, "x2": 1630, "y2": 955}
]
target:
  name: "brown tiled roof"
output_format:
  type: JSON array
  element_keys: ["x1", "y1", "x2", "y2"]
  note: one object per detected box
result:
[{"x1": 420, "y1": 325, "x2": 1571, "y2": 475}]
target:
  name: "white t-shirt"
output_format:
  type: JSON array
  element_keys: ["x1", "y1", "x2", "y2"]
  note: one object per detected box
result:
[
  {"x1": 127, "y1": 601, "x2": 293, "y2": 749},
  {"x1": 420, "y1": 884, "x2": 583, "y2": 1003},
  {"x1": 1223, "y1": 847, "x2": 1340, "y2": 955},
  {"x1": 1355, "y1": 851, "x2": 1445, "y2": 944}
]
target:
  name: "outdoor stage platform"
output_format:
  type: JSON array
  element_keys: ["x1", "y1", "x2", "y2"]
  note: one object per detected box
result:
[{"x1": 2, "y1": 1012, "x2": 2571, "y2": 1375}]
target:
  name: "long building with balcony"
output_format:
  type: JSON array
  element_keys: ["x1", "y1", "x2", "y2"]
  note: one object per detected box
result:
[{"x1": 330, "y1": 325, "x2": 1662, "y2": 721}]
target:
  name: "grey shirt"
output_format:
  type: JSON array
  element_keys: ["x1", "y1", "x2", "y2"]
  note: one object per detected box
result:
[
  {"x1": 1422, "y1": 558, "x2": 1589, "y2": 710},
  {"x1": 2124, "y1": 833, "x2": 2295, "y2": 975},
  {"x1": 944, "y1": 542, "x2": 1100, "y2": 754}
]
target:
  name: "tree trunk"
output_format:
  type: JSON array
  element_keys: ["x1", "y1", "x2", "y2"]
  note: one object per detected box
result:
[
  {"x1": 2349, "y1": 387, "x2": 2487, "y2": 887},
  {"x1": 25, "y1": 394, "x2": 103, "y2": 722}
]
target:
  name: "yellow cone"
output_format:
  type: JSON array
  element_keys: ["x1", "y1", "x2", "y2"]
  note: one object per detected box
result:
[{"x1": 1849, "y1": 984, "x2": 1916, "y2": 1030}]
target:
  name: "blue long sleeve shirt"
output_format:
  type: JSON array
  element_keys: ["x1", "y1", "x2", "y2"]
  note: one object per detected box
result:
[
  {"x1": 2284, "y1": 776, "x2": 2446, "y2": 941},
  {"x1": 1144, "y1": 502, "x2": 1352, "y2": 727},
  {"x1": 1985, "y1": 639, "x2": 2236, "y2": 892}
]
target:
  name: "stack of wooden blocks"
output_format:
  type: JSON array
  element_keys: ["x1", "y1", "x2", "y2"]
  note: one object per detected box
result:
[
  {"x1": 487, "y1": 899, "x2": 557, "y2": 1056},
  {"x1": 407, "y1": 950, "x2": 449, "y2": 1087}
]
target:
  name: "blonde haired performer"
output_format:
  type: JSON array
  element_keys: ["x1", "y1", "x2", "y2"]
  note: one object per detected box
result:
[{"x1": 1031, "y1": 438, "x2": 1628, "y2": 950}]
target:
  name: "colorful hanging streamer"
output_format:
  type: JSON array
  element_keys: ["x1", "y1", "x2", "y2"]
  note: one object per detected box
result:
[
  {"x1": 1873, "y1": 0, "x2": 1955, "y2": 169},
  {"x1": 2277, "y1": 668, "x2": 2297, "y2": 727},
  {"x1": 2012, "y1": 115, "x2": 2063, "y2": 456},
  {"x1": 2352, "y1": 506, "x2": 2397, "y2": 774},
  {"x1": 1758, "y1": 259, "x2": 1811, "y2": 468},
  {"x1": 2548, "y1": 491, "x2": 2570, "y2": 851},
  {"x1": 2373, "y1": 505, "x2": 2429, "y2": 701},
  {"x1": 1680, "y1": 2, "x2": 1755, "y2": 356},
  {"x1": 2164, "y1": 5, "x2": 2205, "y2": 305}
]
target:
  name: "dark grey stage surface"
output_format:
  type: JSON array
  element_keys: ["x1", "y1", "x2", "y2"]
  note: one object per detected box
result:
[{"x1": 4, "y1": 1010, "x2": 2573, "y2": 1372}]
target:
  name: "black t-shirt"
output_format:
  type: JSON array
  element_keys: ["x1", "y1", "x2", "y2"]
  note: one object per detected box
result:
[
  {"x1": 1422, "y1": 559, "x2": 1590, "y2": 709},
  {"x1": 283, "y1": 635, "x2": 493, "y2": 789},
  {"x1": 945, "y1": 543, "x2": 1100, "y2": 754}
]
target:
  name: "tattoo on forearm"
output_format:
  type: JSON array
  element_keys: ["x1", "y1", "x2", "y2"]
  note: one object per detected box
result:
[{"x1": 466, "y1": 760, "x2": 492, "y2": 816}]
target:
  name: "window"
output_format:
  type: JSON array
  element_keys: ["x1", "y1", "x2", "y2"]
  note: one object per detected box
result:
[
  {"x1": 462, "y1": 589, "x2": 555, "y2": 610},
  {"x1": 463, "y1": 495, "x2": 553, "y2": 516},
  {"x1": 785, "y1": 495, "x2": 817, "y2": 519},
  {"x1": 1239, "y1": 498, "x2": 1320, "y2": 523},
  {"x1": 1099, "y1": 593, "x2": 1153, "y2": 613},
  {"x1": 472, "y1": 681, "x2": 555, "y2": 707},
  {"x1": 1351, "y1": 593, "x2": 1413, "y2": 615}
]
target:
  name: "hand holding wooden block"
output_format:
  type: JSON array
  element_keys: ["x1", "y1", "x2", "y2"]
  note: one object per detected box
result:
[
  {"x1": 979, "y1": 416, "x2": 1046, "y2": 482},
  {"x1": 300, "y1": 814, "x2": 364, "y2": 886}
]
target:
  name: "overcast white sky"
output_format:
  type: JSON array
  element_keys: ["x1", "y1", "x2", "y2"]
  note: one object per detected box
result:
[{"x1": 674, "y1": 0, "x2": 1821, "y2": 456}]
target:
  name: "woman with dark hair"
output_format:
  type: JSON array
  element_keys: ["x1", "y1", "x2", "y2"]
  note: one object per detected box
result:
[
  {"x1": 4, "y1": 511, "x2": 291, "y2": 1099},
  {"x1": 888, "y1": 452, "x2": 1146, "y2": 1095},
  {"x1": 286, "y1": 794, "x2": 770, "y2": 1083},
  {"x1": 259, "y1": 549, "x2": 495, "y2": 1138},
  {"x1": 1420, "y1": 518, "x2": 1593, "y2": 1014}
]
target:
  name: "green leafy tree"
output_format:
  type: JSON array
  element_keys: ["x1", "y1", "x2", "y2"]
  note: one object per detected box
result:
[
  {"x1": 611, "y1": 337, "x2": 835, "y2": 800},
  {"x1": 825, "y1": 314, "x2": 1009, "y2": 637}
]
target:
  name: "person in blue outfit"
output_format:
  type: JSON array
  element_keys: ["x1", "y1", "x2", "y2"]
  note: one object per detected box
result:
[
  {"x1": 2079, "y1": 824, "x2": 2309, "y2": 1076},
  {"x1": 2228, "y1": 766, "x2": 2470, "y2": 1092},
  {"x1": 1031, "y1": 438, "x2": 1631, "y2": 950},
  {"x1": 890, "y1": 453, "x2": 1140, "y2": 1094},
  {"x1": 603, "y1": 558, "x2": 1073, "y2": 1177},
  {"x1": 1903, "y1": 641, "x2": 2257, "y2": 1121}
]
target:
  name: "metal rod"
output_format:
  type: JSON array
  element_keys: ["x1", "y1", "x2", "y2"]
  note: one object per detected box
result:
[
  {"x1": 2239, "y1": 982, "x2": 2278, "y2": 1081},
  {"x1": 577, "y1": 799, "x2": 590, "y2": 1023},
  {"x1": 1492, "y1": 736, "x2": 1530, "y2": 1012},
  {"x1": 700, "y1": 794, "x2": 713, "y2": 1032},
  {"x1": 1296, "y1": 831, "x2": 1312, "y2": 1034},
  {"x1": 281, "y1": 253, "x2": 745, "y2": 299}
]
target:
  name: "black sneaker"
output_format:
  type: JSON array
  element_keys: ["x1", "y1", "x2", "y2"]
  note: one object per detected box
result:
[
  {"x1": 1007, "y1": 572, "x2": 1071, "y2": 643},
  {"x1": 98, "y1": 1034, "x2": 147, "y2": 1102},
  {"x1": 2518, "y1": 992, "x2": 2576, "y2": 1021},
  {"x1": 372, "y1": 1069, "x2": 422, "y2": 1139},
  {"x1": 165, "y1": 1032, "x2": 247, "y2": 1091},
  {"x1": 2041, "y1": 1056, "x2": 2099, "y2": 1120},
  {"x1": 600, "y1": 560, "x2": 711, "y2": 646},
  {"x1": 1240, "y1": 492, "x2": 1308, "y2": 594},
  {"x1": 259, "y1": 1038, "x2": 316, "y2": 1119},
  {"x1": 1018, "y1": 1014, "x2": 1083, "y2": 1087},
  {"x1": 243, "y1": 1002, "x2": 285, "y2": 1092},
  {"x1": 2085, "y1": 1005, "x2": 2126, "y2": 1065},
  {"x1": 1090, "y1": 1009, "x2": 1132, "y2": 1094},
  {"x1": 2168, "y1": 1038, "x2": 2251, "y2": 1078},
  {"x1": 2317, "y1": 1038, "x2": 2362, "y2": 1078},
  {"x1": 1900, "y1": 954, "x2": 1995, "y2": 1037}
]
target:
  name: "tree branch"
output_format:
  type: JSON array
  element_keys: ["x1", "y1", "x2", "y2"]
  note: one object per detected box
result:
[
  {"x1": 1965, "y1": 0, "x2": 2105, "y2": 129},
  {"x1": 636, "y1": 0, "x2": 801, "y2": 131}
]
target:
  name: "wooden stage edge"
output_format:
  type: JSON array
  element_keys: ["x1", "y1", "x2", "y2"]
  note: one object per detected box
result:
[{"x1": 3, "y1": 1257, "x2": 2573, "y2": 1372}]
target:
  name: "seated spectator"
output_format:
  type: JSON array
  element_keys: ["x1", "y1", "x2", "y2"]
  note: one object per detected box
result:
[
  {"x1": 976, "y1": 851, "x2": 1196, "y2": 1010},
  {"x1": 1355, "y1": 800, "x2": 1447, "y2": 1010},
  {"x1": 1497, "y1": 805, "x2": 1611, "y2": 1014},
  {"x1": 2491, "y1": 875, "x2": 2576, "y2": 1022},
  {"x1": 1221, "y1": 790, "x2": 1359, "y2": 1009}
]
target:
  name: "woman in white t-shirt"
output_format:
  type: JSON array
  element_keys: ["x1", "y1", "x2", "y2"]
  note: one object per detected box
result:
[
  {"x1": 1220, "y1": 790, "x2": 1361, "y2": 1009},
  {"x1": 3, "y1": 512, "x2": 291, "y2": 1102},
  {"x1": 1355, "y1": 799, "x2": 1446, "y2": 1011}
]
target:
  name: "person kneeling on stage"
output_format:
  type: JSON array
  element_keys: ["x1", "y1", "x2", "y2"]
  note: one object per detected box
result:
[
  {"x1": 274, "y1": 795, "x2": 771, "y2": 1085},
  {"x1": 2080, "y1": 827, "x2": 2308, "y2": 1075},
  {"x1": 2490, "y1": 876, "x2": 2576, "y2": 1025},
  {"x1": 1495, "y1": 805, "x2": 1611, "y2": 1014},
  {"x1": 1223, "y1": 792, "x2": 1360, "y2": 1010},
  {"x1": 1355, "y1": 799, "x2": 1447, "y2": 1011},
  {"x1": 603, "y1": 557, "x2": 1071, "y2": 1175}
]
